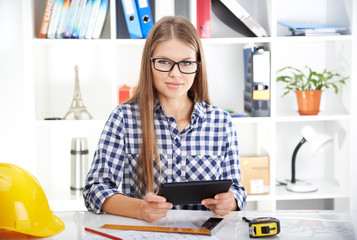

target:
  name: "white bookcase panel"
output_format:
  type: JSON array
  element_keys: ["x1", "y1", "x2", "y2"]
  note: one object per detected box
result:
[
  {"x1": 32, "y1": 41, "x2": 115, "y2": 120},
  {"x1": 274, "y1": 40, "x2": 352, "y2": 117},
  {"x1": 34, "y1": 121, "x2": 104, "y2": 186},
  {"x1": 276, "y1": 0, "x2": 352, "y2": 37}
]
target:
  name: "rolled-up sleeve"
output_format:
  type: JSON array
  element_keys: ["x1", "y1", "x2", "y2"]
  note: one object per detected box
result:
[
  {"x1": 83, "y1": 107, "x2": 126, "y2": 213},
  {"x1": 223, "y1": 116, "x2": 247, "y2": 210}
]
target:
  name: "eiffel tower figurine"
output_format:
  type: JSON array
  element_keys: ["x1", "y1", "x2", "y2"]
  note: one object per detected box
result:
[{"x1": 63, "y1": 65, "x2": 93, "y2": 120}]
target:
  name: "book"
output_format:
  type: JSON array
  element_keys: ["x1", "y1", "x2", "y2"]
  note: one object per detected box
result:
[
  {"x1": 219, "y1": 0, "x2": 267, "y2": 37},
  {"x1": 55, "y1": 0, "x2": 72, "y2": 38},
  {"x1": 85, "y1": 0, "x2": 101, "y2": 39},
  {"x1": 71, "y1": 0, "x2": 88, "y2": 38},
  {"x1": 78, "y1": 0, "x2": 94, "y2": 39},
  {"x1": 92, "y1": 0, "x2": 109, "y2": 39},
  {"x1": 47, "y1": 0, "x2": 64, "y2": 39},
  {"x1": 39, "y1": 0, "x2": 56, "y2": 38},
  {"x1": 278, "y1": 21, "x2": 347, "y2": 36},
  {"x1": 196, "y1": 0, "x2": 211, "y2": 38},
  {"x1": 63, "y1": 0, "x2": 81, "y2": 38}
]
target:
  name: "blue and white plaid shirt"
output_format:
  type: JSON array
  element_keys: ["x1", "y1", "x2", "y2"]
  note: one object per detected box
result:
[{"x1": 83, "y1": 100, "x2": 247, "y2": 213}]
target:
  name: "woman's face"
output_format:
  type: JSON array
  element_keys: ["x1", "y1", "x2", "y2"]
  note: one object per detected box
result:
[{"x1": 151, "y1": 39, "x2": 197, "y2": 102}]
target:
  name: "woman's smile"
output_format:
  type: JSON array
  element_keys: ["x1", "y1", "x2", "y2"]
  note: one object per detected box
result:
[{"x1": 165, "y1": 81, "x2": 184, "y2": 88}]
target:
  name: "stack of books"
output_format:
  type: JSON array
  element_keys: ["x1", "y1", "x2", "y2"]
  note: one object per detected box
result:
[
  {"x1": 39, "y1": 0, "x2": 109, "y2": 39},
  {"x1": 278, "y1": 21, "x2": 347, "y2": 36}
]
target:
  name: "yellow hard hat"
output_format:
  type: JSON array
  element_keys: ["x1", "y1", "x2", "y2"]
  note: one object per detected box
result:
[{"x1": 0, "y1": 163, "x2": 65, "y2": 237}]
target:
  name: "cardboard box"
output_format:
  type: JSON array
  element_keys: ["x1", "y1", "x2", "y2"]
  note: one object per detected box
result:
[{"x1": 240, "y1": 156, "x2": 270, "y2": 195}]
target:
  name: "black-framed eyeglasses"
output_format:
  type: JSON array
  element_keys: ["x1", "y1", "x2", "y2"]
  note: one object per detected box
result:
[{"x1": 150, "y1": 57, "x2": 200, "y2": 74}]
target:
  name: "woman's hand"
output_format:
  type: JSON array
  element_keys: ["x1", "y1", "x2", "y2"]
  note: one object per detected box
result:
[
  {"x1": 140, "y1": 192, "x2": 173, "y2": 223},
  {"x1": 201, "y1": 189, "x2": 237, "y2": 216}
]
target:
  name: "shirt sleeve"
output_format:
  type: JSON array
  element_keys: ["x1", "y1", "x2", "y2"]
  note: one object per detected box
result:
[
  {"x1": 83, "y1": 107, "x2": 126, "y2": 213},
  {"x1": 222, "y1": 114, "x2": 247, "y2": 210}
]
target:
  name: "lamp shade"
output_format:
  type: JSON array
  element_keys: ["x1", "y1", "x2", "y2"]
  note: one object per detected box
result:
[
  {"x1": 287, "y1": 125, "x2": 334, "y2": 192},
  {"x1": 301, "y1": 125, "x2": 333, "y2": 157}
]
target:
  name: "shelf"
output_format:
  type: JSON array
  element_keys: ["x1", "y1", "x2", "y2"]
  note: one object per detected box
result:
[
  {"x1": 232, "y1": 117, "x2": 271, "y2": 124},
  {"x1": 201, "y1": 37, "x2": 273, "y2": 45},
  {"x1": 246, "y1": 194, "x2": 273, "y2": 202},
  {"x1": 276, "y1": 178, "x2": 349, "y2": 201},
  {"x1": 35, "y1": 119, "x2": 106, "y2": 127},
  {"x1": 276, "y1": 113, "x2": 351, "y2": 122},
  {"x1": 274, "y1": 35, "x2": 353, "y2": 42}
]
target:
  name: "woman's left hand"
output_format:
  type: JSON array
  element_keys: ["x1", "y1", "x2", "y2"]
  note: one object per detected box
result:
[{"x1": 201, "y1": 189, "x2": 237, "y2": 216}]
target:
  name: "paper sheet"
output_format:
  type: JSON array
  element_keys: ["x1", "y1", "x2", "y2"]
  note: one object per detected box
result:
[{"x1": 84, "y1": 222, "x2": 220, "y2": 240}]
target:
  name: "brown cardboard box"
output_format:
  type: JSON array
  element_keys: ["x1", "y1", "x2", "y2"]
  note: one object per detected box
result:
[{"x1": 240, "y1": 156, "x2": 270, "y2": 195}]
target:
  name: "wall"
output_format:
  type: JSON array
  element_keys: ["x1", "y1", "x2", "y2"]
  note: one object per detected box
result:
[{"x1": 0, "y1": 1, "x2": 31, "y2": 171}]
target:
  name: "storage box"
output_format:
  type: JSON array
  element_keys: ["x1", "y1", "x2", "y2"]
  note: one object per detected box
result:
[
  {"x1": 240, "y1": 156, "x2": 270, "y2": 195},
  {"x1": 119, "y1": 85, "x2": 136, "y2": 104}
]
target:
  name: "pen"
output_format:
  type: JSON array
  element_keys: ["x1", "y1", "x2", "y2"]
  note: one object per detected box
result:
[{"x1": 84, "y1": 227, "x2": 123, "y2": 240}]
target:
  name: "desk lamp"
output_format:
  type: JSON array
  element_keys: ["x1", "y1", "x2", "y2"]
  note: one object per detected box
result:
[{"x1": 287, "y1": 125, "x2": 333, "y2": 192}]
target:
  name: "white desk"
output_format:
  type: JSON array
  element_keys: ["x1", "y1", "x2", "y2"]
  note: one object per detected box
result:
[{"x1": 1, "y1": 210, "x2": 356, "y2": 239}]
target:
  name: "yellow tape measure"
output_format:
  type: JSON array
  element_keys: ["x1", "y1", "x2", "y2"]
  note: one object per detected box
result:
[
  {"x1": 100, "y1": 224, "x2": 211, "y2": 235},
  {"x1": 242, "y1": 217, "x2": 280, "y2": 238}
]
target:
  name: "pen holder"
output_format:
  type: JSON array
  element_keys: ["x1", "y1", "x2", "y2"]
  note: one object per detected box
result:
[{"x1": 70, "y1": 137, "x2": 89, "y2": 191}]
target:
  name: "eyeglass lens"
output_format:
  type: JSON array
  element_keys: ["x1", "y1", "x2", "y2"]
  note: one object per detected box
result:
[{"x1": 153, "y1": 58, "x2": 199, "y2": 74}]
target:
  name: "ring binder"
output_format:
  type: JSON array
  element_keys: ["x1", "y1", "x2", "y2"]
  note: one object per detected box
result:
[
  {"x1": 121, "y1": 0, "x2": 143, "y2": 39},
  {"x1": 135, "y1": 0, "x2": 153, "y2": 38}
]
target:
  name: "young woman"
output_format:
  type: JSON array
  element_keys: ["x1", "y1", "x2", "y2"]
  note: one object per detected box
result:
[{"x1": 83, "y1": 16, "x2": 246, "y2": 223}]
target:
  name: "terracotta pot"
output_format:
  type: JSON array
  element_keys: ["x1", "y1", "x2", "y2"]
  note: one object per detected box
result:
[{"x1": 295, "y1": 90, "x2": 322, "y2": 115}]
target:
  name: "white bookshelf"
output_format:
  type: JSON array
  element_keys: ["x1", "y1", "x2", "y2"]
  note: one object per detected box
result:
[{"x1": 22, "y1": 0, "x2": 356, "y2": 211}]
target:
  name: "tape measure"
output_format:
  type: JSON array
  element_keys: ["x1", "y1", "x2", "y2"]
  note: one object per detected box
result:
[
  {"x1": 242, "y1": 217, "x2": 280, "y2": 238},
  {"x1": 100, "y1": 224, "x2": 211, "y2": 235}
]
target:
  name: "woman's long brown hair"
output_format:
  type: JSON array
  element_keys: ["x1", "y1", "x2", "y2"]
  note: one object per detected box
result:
[{"x1": 127, "y1": 16, "x2": 210, "y2": 197}]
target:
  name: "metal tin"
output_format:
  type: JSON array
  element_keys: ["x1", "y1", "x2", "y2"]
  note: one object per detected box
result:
[{"x1": 70, "y1": 137, "x2": 89, "y2": 190}]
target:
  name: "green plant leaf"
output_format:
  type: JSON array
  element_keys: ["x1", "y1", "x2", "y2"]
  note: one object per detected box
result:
[{"x1": 276, "y1": 66, "x2": 349, "y2": 97}]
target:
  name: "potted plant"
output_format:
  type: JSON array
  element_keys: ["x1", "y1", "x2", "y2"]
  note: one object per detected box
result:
[{"x1": 276, "y1": 66, "x2": 348, "y2": 115}]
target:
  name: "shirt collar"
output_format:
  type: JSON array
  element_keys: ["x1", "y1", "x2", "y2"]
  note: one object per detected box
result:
[
  {"x1": 154, "y1": 98, "x2": 205, "y2": 121},
  {"x1": 191, "y1": 101, "x2": 205, "y2": 120}
]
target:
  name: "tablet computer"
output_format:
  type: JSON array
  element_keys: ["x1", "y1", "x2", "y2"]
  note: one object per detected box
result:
[{"x1": 157, "y1": 179, "x2": 232, "y2": 205}]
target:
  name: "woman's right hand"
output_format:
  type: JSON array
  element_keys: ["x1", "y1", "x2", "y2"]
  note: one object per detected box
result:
[{"x1": 141, "y1": 192, "x2": 173, "y2": 223}]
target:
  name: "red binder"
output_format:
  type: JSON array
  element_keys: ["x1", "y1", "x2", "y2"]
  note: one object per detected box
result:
[{"x1": 197, "y1": 0, "x2": 211, "y2": 38}]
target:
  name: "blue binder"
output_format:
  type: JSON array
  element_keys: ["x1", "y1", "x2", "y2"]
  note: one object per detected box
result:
[
  {"x1": 135, "y1": 0, "x2": 153, "y2": 38},
  {"x1": 121, "y1": 0, "x2": 143, "y2": 39}
]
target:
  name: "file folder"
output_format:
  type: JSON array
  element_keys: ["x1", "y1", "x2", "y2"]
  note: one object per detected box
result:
[
  {"x1": 277, "y1": 21, "x2": 347, "y2": 31},
  {"x1": 197, "y1": 0, "x2": 211, "y2": 38},
  {"x1": 121, "y1": 0, "x2": 143, "y2": 39},
  {"x1": 219, "y1": 0, "x2": 267, "y2": 37},
  {"x1": 244, "y1": 47, "x2": 270, "y2": 117},
  {"x1": 135, "y1": 0, "x2": 153, "y2": 38}
]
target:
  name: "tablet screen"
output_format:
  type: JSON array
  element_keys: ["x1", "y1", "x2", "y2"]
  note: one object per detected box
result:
[{"x1": 157, "y1": 179, "x2": 232, "y2": 205}]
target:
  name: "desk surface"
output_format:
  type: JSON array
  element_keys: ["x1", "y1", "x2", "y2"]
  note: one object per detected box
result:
[{"x1": 1, "y1": 210, "x2": 356, "y2": 240}]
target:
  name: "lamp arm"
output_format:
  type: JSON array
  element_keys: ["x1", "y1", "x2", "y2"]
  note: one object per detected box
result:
[{"x1": 291, "y1": 137, "x2": 307, "y2": 184}]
